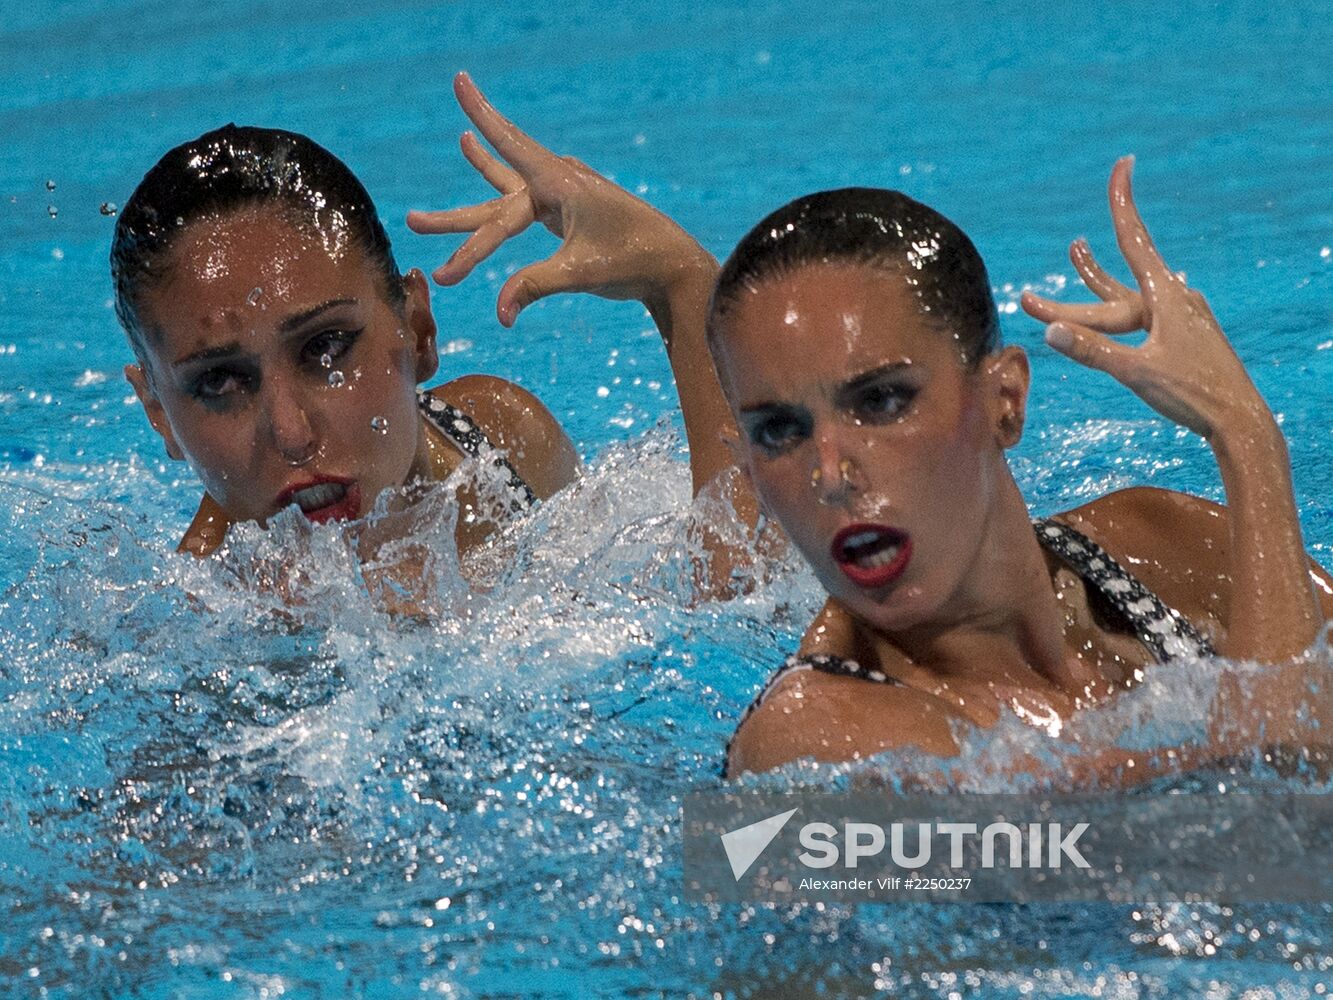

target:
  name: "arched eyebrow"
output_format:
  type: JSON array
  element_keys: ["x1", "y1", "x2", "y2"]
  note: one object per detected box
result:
[
  {"x1": 738, "y1": 399, "x2": 800, "y2": 418},
  {"x1": 171, "y1": 343, "x2": 243, "y2": 368},
  {"x1": 739, "y1": 362, "x2": 917, "y2": 413},
  {"x1": 168, "y1": 299, "x2": 360, "y2": 368},
  {"x1": 839, "y1": 362, "x2": 914, "y2": 396},
  {"x1": 278, "y1": 298, "x2": 358, "y2": 333}
]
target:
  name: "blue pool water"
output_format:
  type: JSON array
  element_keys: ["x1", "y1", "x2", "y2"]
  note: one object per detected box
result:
[{"x1": 2, "y1": 1, "x2": 1332, "y2": 996}]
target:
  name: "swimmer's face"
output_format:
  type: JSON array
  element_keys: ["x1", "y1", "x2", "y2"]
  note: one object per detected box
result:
[
  {"x1": 125, "y1": 208, "x2": 439, "y2": 527},
  {"x1": 712, "y1": 262, "x2": 1029, "y2": 633}
]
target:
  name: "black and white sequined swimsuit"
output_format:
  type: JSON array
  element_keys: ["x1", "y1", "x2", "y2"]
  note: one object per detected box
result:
[
  {"x1": 417, "y1": 391, "x2": 537, "y2": 512},
  {"x1": 729, "y1": 518, "x2": 1215, "y2": 762}
]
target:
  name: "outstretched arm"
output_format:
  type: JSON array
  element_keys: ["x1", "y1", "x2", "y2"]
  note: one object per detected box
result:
[
  {"x1": 407, "y1": 73, "x2": 738, "y2": 499},
  {"x1": 1022, "y1": 157, "x2": 1322, "y2": 662}
]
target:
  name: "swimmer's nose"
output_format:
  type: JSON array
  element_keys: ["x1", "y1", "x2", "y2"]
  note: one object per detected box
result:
[
  {"x1": 812, "y1": 429, "x2": 863, "y2": 506},
  {"x1": 265, "y1": 379, "x2": 318, "y2": 466}
]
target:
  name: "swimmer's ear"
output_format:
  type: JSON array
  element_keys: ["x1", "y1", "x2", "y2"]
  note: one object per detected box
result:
[
  {"x1": 402, "y1": 269, "x2": 439, "y2": 383},
  {"x1": 124, "y1": 364, "x2": 185, "y2": 461},
  {"x1": 983, "y1": 346, "x2": 1030, "y2": 449}
]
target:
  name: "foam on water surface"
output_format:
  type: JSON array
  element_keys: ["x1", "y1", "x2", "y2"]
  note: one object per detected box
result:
[{"x1": 2, "y1": 435, "x2": 1330, "y2": 996}]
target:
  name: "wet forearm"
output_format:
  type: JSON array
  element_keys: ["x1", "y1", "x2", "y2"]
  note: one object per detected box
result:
[
  {"x1": 641, "y1": 246, "x2": 739, "y2": 497},
  {"x1": 1209, "y1": 410, "x2": 1322, "y2": 659}
]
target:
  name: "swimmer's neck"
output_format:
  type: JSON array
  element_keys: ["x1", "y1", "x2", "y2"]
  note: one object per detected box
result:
[
  {"x1": 864, "y1": 473, "x2": 1076, "y2": 688},
  {"x1": 409, "y1": 408, "x2": 445, "y2": 483}
]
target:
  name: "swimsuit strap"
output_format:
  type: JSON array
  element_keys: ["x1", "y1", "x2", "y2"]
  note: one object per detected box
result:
[
  {"x1": 723, "y1": 653, "x2": 899, "y2": 776},
  {"x1": 1032, "y1": 517, "x2": 1215, "y2": 662},
  {"x1": 736, "y1": 652, "x2": 901, "y2": 728},
  {"x1": 417, "y1": 391, "x2": 538, "y2": 512}
]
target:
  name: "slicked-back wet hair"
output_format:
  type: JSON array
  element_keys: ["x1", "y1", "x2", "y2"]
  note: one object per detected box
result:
[
  {"x1": 111, "y1": 124, "x2": 404, "y2": 365},
  {"x1": 707, "y1": 187, "x2": 1000, "y2": 369}
]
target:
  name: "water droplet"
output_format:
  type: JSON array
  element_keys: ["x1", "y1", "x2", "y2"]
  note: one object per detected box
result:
[
  {"x1": 99, "y1": 202, "x2": 117, "y2": 217},
  {"x1": 319, "y1": 353, "x2": 333, "y2": 369},
  {"x1": 370, "y1": 416, "x2": 388, "y2": 434},
  {"x1": 45, "y1": 179, "x2": 55, "y2": 192},
  {"x1": 327, "y1": 370, "x2": 345, "y2": 388},
  {"x1": 47, "y1": 204, "x2": 57, "y2": 218},
  {"x1": 246, "y1": 286, "x2": 263, "y2": 306}
]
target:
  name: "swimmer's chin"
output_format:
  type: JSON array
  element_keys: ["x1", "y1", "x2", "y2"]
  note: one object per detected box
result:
[{"x1": 834, "y1": 580, "x2": 934, "y2": 633}]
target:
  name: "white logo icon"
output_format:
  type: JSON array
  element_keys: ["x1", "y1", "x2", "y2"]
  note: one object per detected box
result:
[{"x1": 720, "y1": 808, "x2": 798, "y2": 881}]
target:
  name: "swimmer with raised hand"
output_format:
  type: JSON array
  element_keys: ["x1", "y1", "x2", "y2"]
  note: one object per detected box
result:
[
  {"x1": 711, "y1": 161, "x2": 1331, "y2": 777},
  {"x1": 112, "y1": 75, "x2": 736, "y2": 570}
]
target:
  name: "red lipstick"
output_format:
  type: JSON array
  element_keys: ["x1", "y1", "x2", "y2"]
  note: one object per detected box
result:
[
  {"x1": 275, "y1": 476, "x2": 361, "y2": 524},
  {"x1": 831, "y1": 523, "x2": 912, "y2": 589}
]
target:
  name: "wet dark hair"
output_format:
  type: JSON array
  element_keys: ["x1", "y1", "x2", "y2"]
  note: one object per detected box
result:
[
  {"x1": 111, "y1": 124, "x2": 404, "y2": 364},
  {"x1": 708, "y1": 187, "x2": 1000, "y2": 368}
]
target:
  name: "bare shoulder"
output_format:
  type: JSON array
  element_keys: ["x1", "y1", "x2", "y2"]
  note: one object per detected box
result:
[
  {"x1": 726, "y1": 666, "x2": 961, "y2": 776},
  {"x1": 1055, "y1": 485, "x2": 1333, "y2": 624},
  {"x1": 178, "y1": 492, "x2": 230, "y2": 557},
  {"x1": 429, "y1": 376, "x2": 579, "y2": 500},
  {"x1": 1059, "y1": 486, "x2": 1227, "y2": 561}
]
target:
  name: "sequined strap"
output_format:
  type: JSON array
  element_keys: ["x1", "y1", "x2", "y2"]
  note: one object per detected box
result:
[
  {"x1": 1032, "y1": 517, "x2": 1214, "y2": 661},
  {"x1": 723, "y1": 654, "x2": 899, "y2": 776},
  {"x1": 749, "y1": 654, "x2": 898, "y2": 707},
  {"x1": 417, "y1": 391, "x2": 538, "y2": 511}
]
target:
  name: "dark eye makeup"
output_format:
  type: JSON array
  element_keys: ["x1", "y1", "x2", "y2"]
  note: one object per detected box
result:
[
  {"x1": 846, "y1": 378, "x2": 918, "y2": 423},
  {"x1": 189, "y1": 366, "x2": 253, "y2": 402},
  {"x1": 836, "y1": 363, "x2": 921, "y2": 424},
  {"x1": 739, "y1": 365, "x2": 921, "y2": 456},
  {"x1": 301, "y1": 327, "x2": 362, "y2": 365},
  {"x1": 743, "y1": 408, "x2": 813, "y2": 455},
  {"x1": 182, "y1": 326, "x2": 364, "y2": 404}
]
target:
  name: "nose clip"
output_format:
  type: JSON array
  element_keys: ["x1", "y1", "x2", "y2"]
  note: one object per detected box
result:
[
  {"x1": 277, "y1": 419, "x2": 317, "y2": 467},
  {"x1": 266, "y1": 379, "x2": 318, "y2": 469},
  {"x1": 811, "y1": 458, "x2": 858, "y2": 505}
]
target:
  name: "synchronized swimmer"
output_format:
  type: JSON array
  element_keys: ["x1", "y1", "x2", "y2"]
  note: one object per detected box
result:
[
  {"x1": 110, "y1": 73, "x2": 1330, "y2": 779},
  {"x1": 704, "y1": 170, "x2": 1331, "y2": 777},
  {"x1": 110, "y1": 75, "x2": 732, "y2": 567}
]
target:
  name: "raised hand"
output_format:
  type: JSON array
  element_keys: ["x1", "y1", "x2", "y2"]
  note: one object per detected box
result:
[
  {"x1": 408, "y1": 72, "x2": 747, "y2": 514},
  {"x1": 407, "y1": 72, "x2": 714, "y2": 329},
  {"x1": 1025, "y1": 157, "x2": 1322, "y2": 662},
  {"x1": 1021, "y1": 157, "x2": 1266, "y2": 440}
]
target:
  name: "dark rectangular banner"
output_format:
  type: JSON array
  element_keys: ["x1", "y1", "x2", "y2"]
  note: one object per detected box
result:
[{"x1": 682, "y1": 792, "x2": 1333, "y2": 904}]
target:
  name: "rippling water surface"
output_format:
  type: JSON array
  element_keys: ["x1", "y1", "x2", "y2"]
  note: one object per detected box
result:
[{"x1": 2, "y1": 1, "x2": 1332, "y2": 996}]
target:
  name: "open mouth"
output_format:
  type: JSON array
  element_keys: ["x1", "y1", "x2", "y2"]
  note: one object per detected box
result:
[
  {"x1": 277, "y1": 478, "x2": 361, "y2": 524},
  {"x1": 831, "y1": 523, "x2": 912, "y2": 589}
]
